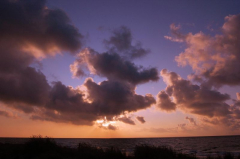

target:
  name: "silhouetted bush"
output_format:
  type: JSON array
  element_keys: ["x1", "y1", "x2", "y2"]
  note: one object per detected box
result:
[
  {"x1": 105, "y1": 146, "x2": 127, "y2": 159},
  {"x1": 207, "y1": 153, "x2": 240, "y2": 159},
  {"x1": 134, "y1": 144, "x2": 196, "y2": 159},
  {"x1": 77, "y1": 143, "x2": 127, "y2": 159}
]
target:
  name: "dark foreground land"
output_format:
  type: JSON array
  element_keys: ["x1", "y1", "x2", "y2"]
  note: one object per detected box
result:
[{"x1": 0, "y1": 137, "x2": 239, "y2": 159}]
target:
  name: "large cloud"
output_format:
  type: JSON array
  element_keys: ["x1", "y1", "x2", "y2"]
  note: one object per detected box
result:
[
  {"x1": 84, "y1": 78, "x2": 156, "y2": 117},
  {"x1": 165, "y1": 14, "x2": 240, "y2": 86},
  {"x1": 0, "y1": 0, "x2": 82, "y2": 57},
  {"x1": 0, "y1": 0, "x2": 97, "y2": 125},
  {"x1": 0, "y1": 66, "x2": 50, "y2": 106},
  {"x1": 157, "y1": 69, "x2": 231, "y2": 117},
  {"x1": 156, "y1": 70, "x2": 240, "y2": 130},
  {"x1": 30, "y1": 79, "x2": 156, "y2": 125},
  {"x1": 70, "y1": 48, "x2": 159, "y2": 84},
  {"x1": 0, "y1": 0, "x2": 83, "y2": 107}
]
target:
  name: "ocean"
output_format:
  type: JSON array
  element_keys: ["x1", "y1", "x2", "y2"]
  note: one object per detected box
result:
[{"x1": 0, "y1": 136, "x2": 240, "y2": 158}]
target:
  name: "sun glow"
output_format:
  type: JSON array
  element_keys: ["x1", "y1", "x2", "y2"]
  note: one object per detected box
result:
[{"x1": 96, "y1": 117, "x2": 117, "y2": 127}]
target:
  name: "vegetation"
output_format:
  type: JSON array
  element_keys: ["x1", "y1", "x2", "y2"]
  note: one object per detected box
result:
[{"x1": 0, "y1": 136, "x2": 239, "y2": 159}]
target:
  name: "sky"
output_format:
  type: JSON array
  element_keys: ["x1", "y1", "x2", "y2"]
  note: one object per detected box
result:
[{"x1": 1, "y1": 0, "x2": 240, "y2": 138}]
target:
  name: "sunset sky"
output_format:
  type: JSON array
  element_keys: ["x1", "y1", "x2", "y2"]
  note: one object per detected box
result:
[{"x1": 1, "y1": 0, "x2": 240, "y2": 138}]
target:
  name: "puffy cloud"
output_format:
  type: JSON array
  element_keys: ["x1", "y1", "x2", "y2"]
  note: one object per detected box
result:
[
  {"x1": 25, "y1": 78, "x2": 155, "y2": 126},
  {"x1": 185, "y1": 116, "x2": 197, "y2": 126},
  {"x1": 166, "y1": 14, "x2": 240, "y2": 86},
  {"x1": 156, "y1": 91, "x2": 176, "y2": 112},
  {"x1": 197, "y1": 93, "x2": 240, "y2": 130},
  {"x1": 157, "y1": 69, "x2": 231, "y2": 117},
  {"x1": 0, "y1": 0, "x2": 82, "y2": 57},
  {"x1": 20, "y1": 81, "x2": 96, "y2": 125},
  {"x1": 0, "y1": 67, "x2": 50, "y2": 106},
  {"x1": 84, "y1": 78, "x2": 156, "y2": 117},
  {"x1": 118, "y1": 116, "x2": 135, "y2": 125},
  {"x1": 136, "y1": 116, "x2": 145, "y2": 124},
  {"x1": 70, "y1": 48, "x2": 159, "y2": 84},
  {"x1": 104, "y1": 26, "x2": 150, "y2": 59},
  {"x1": 0, "y1": 0, "x2": 83, "y2": 108}
]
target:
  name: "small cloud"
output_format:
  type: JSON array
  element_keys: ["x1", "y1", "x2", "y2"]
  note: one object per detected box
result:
[
  {"x1": 104, "y1": 26, "x2": 150, "y2": 59},
  {"x1": 136, "y1": 116, "x2": 145, "y2": 124},
  {"x1": 185, "y1": 116, "x2": 197, "y2": 126},
  {"x1": 0, "y1": 110, "x2": 18, "y2": 119},
  {"x1": 118, "y1": 116, "x2": 135, "y2": 125},
  {"x1": 107, "y1": 124, "x2": 117, "y2": 130},
  {"x1": 178, "y1": 123, "x2": 187, "y2": 130},
  {"x1": 164, "y1": 36, "x2": 184, "y2": 42}
]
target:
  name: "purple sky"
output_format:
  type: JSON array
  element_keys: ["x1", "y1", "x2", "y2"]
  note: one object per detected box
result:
[{"x1": 0, "y1": 0, "x2": 240, "y2": 137}]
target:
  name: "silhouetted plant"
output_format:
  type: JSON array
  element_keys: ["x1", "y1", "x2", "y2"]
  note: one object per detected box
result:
[
  {"x1": 206, "y1": 153, "x2": 237, "y2": 159},
  {"x1": 134, "y1": 144, "x2": 196, "y2": 159},
  {"x1": 223, "y1": 153, "x2": 234, "y2": 159},
  {"x1": 105, "y1": 146, "x2": 126, "y2": 159}
]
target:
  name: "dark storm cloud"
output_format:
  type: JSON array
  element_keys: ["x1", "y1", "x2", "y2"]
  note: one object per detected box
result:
[
  {"x1": 157, "y1": 69, "x2": 231, "y2": 117},
  {"x1": 0, "y1": 0, "x2": 83, "y2": 107},
  {"x1": 0, "y1": 0, "x2": 99, "y2": 126},
  {"x1": 136, "y1": 116, "x2": 146, "y2": 124},
  {"x1": 0, "y1": 66, "x2": 50, "y2": 106},
  {"x1": 84, "y1": 78, "x2": 156, "y2": 116},
  {"x1": 104, "y1": 26, "x2": 150, "y2": 59},
  {"x1": 71, "y1": 48, "x2": 159, "y2": 84},
  {"x1": 166, "y1": 14, "x2": 240, "y2": 86},
  {"x1": 0, "y1": 0, "x2": 82, "y2": 54},
  {"x1": 118, "y1": 116, "x2": 135, "y2": 125},
  {"x1": 24, "y1": 79, "x2": 155, "y2": 125}
]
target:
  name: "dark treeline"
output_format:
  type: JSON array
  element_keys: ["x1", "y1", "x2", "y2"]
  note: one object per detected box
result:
[{"x1": 0, "y1": 137, "x2": 239, "y2": 159}]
